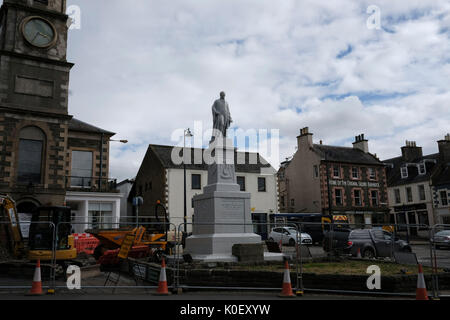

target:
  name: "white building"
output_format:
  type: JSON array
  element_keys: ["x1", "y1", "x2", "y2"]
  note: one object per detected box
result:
[
  {"x1": 131, "y1": 144, "x2": 278, "y2": 234},
  {"x1": 117, "y1": 179, "x2": 135, "y2": 221}
]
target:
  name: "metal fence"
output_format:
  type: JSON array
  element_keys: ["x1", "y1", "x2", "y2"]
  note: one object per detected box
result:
[
  {"x1": 0, "y1": 221, "x2": 56, "y2": 291},
  {"x1": 1, "y1": 221, "x2": 449, "y2": 299}
]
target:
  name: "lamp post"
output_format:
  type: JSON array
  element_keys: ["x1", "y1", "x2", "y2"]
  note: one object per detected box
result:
[
  {"x1": 98, "y1": 135, "x2": 128, "y2": 189},
  {"x1": 184, "y1": 128, "x2": 193, "y2": 234}
]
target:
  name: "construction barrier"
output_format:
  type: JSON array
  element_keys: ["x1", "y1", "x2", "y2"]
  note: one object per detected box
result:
[
  {"x1": 2, "y1": 220, "x2": 450, "y2": 300},
  {"x1": 73, "y1": 233, "x2": 100, "y2": 255}
]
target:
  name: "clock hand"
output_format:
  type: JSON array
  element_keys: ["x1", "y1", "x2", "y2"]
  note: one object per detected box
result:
[
  {"x1": 38, "y1": 32, "x2": 51, "y2": 40},
  {"x1": 31, "y1": 32, "x2": 40, "y2": 43}
]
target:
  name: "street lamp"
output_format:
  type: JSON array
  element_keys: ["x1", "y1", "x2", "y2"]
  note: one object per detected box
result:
[
  {"x1": 99, "y1": 134, "x2": 128, "y2": 189},
  {"x1": 184, "y1": 128, "x2": 193, "y2": 234}
]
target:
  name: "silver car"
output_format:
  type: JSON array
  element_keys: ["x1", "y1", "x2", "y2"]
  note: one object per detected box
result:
[
  {"x1": 432, "y1": 230, "x2": 450, "y2": 249},
  {"x1": 268, "y1": 227, "x2": 313, "y2": 246}
]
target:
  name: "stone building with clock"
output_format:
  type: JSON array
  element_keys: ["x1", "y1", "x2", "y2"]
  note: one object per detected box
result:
[{"x1": 0, "y1": 0, "x2": 122, "y2": 234}]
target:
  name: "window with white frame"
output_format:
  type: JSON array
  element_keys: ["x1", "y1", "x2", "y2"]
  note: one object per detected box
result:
[
  {"x1": 418, "y1": 185, "x2": 426, "y2": 201},
  {"x1": 401, "y1": 166, "x2": 408, "y2": 179},
  {"x1": 352, "y1": 167, "x2": 359, "y2": 179},
  {"x1": 368, "y1": 168, "x2": 377, "y2": 180},
  {"x1": 406, "y1": 187, "x2": 413, "y2": 202},
  {"x1": 71, "y1": 150, "x2": 93, "y2": 187},
  {"x1": 418, "y1": 163, "x2": 426, "y2": 175},
  {"x1": 88, "y1": 203, "x2": 113, "y2": 229},
  {"x1": 333, "y1": 165, "x2": 340, "y2": 178},
  {"x1": 313, "y1": 165, "x2": 319, "y2": 178},
  {"x1": 441, "y1": 191, "x2": 448, "y2": 206},
  {"x1": 354, "y1": 189, "x2": 362, "y2": 206},
  {"x1": 394, "y1": 189, "x2": 401, "y2": 204},
  {"x1": 371, "y1": 190, "x2": 379, "y2": 206},
  {"x1": 335, "y1": 189, "x2": 343, "y2": 206}
]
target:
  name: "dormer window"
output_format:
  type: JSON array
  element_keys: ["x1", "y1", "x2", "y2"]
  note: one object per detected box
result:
[
  {"x1": 401, "y1": 166, "x2": 408, "y2": 179},
  {"x1": 418, "y1": 163, "x2": 426, "y2": 175}
]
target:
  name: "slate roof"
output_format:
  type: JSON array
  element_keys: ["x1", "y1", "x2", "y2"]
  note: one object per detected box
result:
[
  {"x1": 432, "y1": 164, "x2": 450, "y2": 186},
  {"x1": 148, "y1": 144, "x2": 273, "y2": 173},
  {"x1": 68, "y1": 118, "x2": 115, "y2": 136},
  {"x1": 312, "y1": 144, "x2": 383, "y2": 166},
  {"x1": 382, "y1": 153, "x2": 439, "y2": 187}
]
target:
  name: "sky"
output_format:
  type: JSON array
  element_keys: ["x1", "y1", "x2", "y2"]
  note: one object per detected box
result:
[{"x1": 60, "y1": 0, "x2": 450, "y2": 181}]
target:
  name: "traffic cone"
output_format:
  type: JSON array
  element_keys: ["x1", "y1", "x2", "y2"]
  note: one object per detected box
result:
[
  {"x1": 26, "y1": 260, "x2": 44, "y2": 296},
  {"x1": 154, "y1": 258, "x2": 170, "y2": 296},
  {"x1": 279, "y1": 260, "x2": 295, "y2": 298},
  {"x1": 416, "y1": 264, "x2": 429, "y2": 300},
  {"x1": 357, "y1": 248, "x2": 362, "y2": 259}
]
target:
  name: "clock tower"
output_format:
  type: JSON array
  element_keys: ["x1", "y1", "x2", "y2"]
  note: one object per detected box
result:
[{"x1": 0, "y1": 0, "x2": 74, "y2": 207}]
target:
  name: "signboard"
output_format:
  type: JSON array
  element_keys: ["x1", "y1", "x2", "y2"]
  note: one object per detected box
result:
[
  {"x1": 330, "y1": 180, "x2": 380, "y2": 188},
  {"x1": 117, "y1": 233, "x2": 135, "y2": 259}
]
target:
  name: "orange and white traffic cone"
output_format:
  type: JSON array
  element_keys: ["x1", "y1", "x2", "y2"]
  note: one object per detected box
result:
[
  {"x1": 26, "y1": 260, "x2": 44, "y2": 296},
  {"x1": 357, "y1": 248, "x2": 362, "y2": 259},
  {"x1": 279, "y1": 260, "x2": 295, "y2": 298},
  {"x1": 416, "y1": 264, "x2": 429, "y2": 300},
  {"x1": 154, "y1": 257, "x2": 170, "y2": 296}
]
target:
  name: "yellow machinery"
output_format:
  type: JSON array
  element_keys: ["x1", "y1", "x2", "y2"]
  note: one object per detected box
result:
[
  {"x1": 0, "y1": 194, "x2": 77, "y2": 261},
  {"x1": 0, "y1": 195, "x2": 25, "y2": 258}
]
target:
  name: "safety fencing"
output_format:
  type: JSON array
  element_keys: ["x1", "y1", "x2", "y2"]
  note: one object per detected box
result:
[
  {"x1": 0, "y1": 221, "x2": 57, "y2": 291},
  {"x1": 0, "y1": 220, "x2": 449, "y2": 299}
]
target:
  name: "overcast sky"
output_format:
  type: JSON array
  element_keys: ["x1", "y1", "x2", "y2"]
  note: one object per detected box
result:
[{"x1": 61, "y1": 0, "x2": 450, "y2": 181}]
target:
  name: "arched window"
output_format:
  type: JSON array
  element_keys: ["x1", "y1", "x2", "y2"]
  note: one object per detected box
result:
[{"x1": 17, "y1": 126, "x2": 45, "y2": 184}]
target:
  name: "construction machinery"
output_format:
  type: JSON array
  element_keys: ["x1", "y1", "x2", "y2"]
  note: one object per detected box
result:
[
  {"x1": 0, "y1": 194, "x2": 77, "y2": 262},
  {"x1": 91, "y1": 201, "x2": 174, "y2": 264}
]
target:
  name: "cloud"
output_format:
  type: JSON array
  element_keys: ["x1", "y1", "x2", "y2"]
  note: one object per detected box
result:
[{"x1": 61, "y1": 0, "x2": 450, "y2": 180}]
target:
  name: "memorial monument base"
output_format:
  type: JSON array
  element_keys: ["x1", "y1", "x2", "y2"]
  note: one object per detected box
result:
[{"x1": 184, "y1": 137, "x2": 263, "y2": 263}]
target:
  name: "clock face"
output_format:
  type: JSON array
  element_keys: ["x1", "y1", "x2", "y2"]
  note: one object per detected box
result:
[{"x1": 22, "y1": 17, "x2": 57, "y2": 48}]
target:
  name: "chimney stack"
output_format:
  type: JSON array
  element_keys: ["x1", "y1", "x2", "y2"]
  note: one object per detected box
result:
[
  {"x1": 352, "y1": 134, "x2": 369, "y2": 153},
  {"x1": 438, "y1": 134, "x2": 450, "y2": 164},
  {"x1": 297, "y1": 127, "x2": 313, "y2": 149},
  {"x1": 401, "y1": 140, "x2": 423, "y2": 162}
]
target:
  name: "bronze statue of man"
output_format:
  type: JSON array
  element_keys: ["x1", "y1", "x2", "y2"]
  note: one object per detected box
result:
[{"x1": 211, "y1": 91, "x2": 232, "y2": 143}]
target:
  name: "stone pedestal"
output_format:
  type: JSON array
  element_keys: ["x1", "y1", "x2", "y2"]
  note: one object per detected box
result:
[{"x1": 185, "y1": 139, "x2": 261, "y2": 262}]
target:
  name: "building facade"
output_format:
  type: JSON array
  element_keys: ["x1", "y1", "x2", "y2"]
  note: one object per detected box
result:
[
  {"x1": 383, "y1": 141, "x2": 438, "y2": 236},
  {"x1": 431, "y1": 134, "x2": 450, "y2": 225},
  {"x1": 131, "y1": 144, "x2": 278, "y2": 231},
  {"x1": 278, "y1": 128, "x2": 389, "y2": 226},
  {"x1": 0, "y1": 0, "x2": 121, "y2": 234},
  {"x1": 117, "y1": 178, "x2": 134, "y2": 221}
]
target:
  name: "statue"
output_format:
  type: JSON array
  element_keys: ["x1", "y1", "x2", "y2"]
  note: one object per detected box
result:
[{"x1": 211, "y1": 91, "x2": 232, "y2": 143}]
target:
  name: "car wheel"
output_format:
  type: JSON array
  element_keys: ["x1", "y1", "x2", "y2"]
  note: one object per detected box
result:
[
  {"x1": 289, "y1": 239, "x2": 295, "y2": 247},
  {"x1": 269, "y1": 238, "x2": 274, "y2": 242},
  {"x1": 402, "y1": 247, "x2": 412, "y2": 253},
  {"x1": 363, "y1": 248, "x2": 375, "y2": 259}
]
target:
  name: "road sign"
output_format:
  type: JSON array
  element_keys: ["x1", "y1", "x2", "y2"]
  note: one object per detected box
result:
[{"x1": 118, "y1": 233, "x2": 135, "y2": 259}]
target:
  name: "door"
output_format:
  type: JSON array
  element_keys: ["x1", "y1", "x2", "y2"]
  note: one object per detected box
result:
[
  {"x1": 270, "y1": 228, "x2": 282, "y2": 242},
  {"x1": 407, "y1": 212, "x2": 418, "y2": 236},
  {"x1": 371, "y1": 230, "x2": 392, "y2": 257},
  {"x1": 282, "y1": 229, "x2": 291, "y2": 245}
]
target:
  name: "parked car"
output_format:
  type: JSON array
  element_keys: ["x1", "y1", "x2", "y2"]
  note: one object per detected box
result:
[
  {"x1": 322, "y1": 228, "x2": 352, "y2": 252},
  {"x1": 431, "y1": 230, "x2": 450, "y2": 249},
  {"x1": 345, "y1": 229, "x2": 411, "y2": 259},
  {"x1": 268, "y1": 227, "x2": 313, "y2": 246}
]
